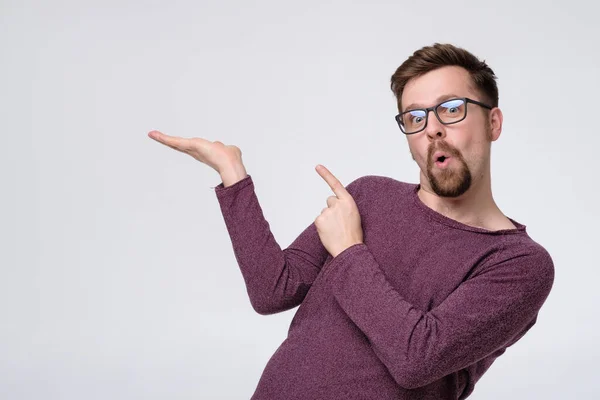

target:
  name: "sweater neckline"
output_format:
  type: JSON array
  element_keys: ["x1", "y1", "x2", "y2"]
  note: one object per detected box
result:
[{"x1": 410, "y1": 183, "x2": 527, "y2": 235}]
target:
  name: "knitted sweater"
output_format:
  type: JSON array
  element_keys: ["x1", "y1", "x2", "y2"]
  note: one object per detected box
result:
[{"x1": 213, "y1": 174, "x2": 554, "y2": 399}]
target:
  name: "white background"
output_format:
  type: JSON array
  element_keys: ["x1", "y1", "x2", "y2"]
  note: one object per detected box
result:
[{"x1": 2, "y1": 0, "x2": 598, "y2": 398}]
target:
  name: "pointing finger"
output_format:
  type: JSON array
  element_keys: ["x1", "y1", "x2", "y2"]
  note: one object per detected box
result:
[{"x1": 315, "y1": 164, "x2": 348, "y2": 199}]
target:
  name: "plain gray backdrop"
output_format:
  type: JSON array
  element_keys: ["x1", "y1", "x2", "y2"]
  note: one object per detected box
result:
[{"x1": 2, "y1": 0, "x2": 598, "y2": 398}]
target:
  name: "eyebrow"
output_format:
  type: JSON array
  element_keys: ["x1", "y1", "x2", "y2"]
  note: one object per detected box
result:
[{"x1": 403, "y1": 94, "x2": 461, "y2": 112}]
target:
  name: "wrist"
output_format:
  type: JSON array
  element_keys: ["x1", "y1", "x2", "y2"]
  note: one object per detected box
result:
[{"x1": 220, "y1": 163, "x2": 248, "y2": 187}]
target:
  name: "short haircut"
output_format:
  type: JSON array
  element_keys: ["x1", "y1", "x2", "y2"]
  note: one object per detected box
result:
[{"x1": 390, "y1": 43, "x2": 499, "y2": 113}]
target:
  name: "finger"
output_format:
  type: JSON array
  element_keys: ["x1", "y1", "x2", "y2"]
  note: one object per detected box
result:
[
  {"x1": 315, "y1": 164, "x2": 348, "y2": 199},
  {"x1": 148, "y1": 130, "x2": 190, "y2": 152}
]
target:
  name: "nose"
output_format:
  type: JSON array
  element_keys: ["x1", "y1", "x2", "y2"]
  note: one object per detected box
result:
[{"x1": 424, "y1": 110, "x2": 446, "y2": 140}]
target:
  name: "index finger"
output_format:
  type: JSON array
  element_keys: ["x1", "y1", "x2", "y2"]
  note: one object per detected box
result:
[{"x1": 316, "y1": 164, "x2": 348, "y2": 198}]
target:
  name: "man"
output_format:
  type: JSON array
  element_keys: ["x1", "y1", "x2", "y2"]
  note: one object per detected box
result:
[{"x1": 148, "y1": 43, "x2": 555, "y2": 399}]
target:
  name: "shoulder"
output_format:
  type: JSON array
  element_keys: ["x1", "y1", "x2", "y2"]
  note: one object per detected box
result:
[
  {"x1": 484, "y1": 237, "x2": 555, "y2": 298},
  {"x1": 345, "y1": 174, "x2": 416, "y2": 197},
  {"x1": 498, "y1": 236, "x2": 555, "y2": 272}
]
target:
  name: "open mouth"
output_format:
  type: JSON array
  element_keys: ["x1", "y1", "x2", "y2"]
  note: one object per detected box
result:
[{"x1": 434, "y1": 154, "x2": 451, "y2": 167}]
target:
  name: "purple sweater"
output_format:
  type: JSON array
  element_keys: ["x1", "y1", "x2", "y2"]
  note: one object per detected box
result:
[{"x1": 213, "y1": 174, "x2": 554, "y2": 399}]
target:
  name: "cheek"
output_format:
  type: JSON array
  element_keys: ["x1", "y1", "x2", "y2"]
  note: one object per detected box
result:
[
  {"x1": 458, "y1": 140, "x2": 488, "y2": 170},
  {"x1": 451, "y1": 125, "x2": 486, "y2": 158},
  {"x1": 407, "y1": 140, "x2": 427, "y2": 164},
  {"x1": 408, "y1": 137, "x2": 428, "y2": 162},
  {"x1": 455, "y1": 142, "x2": 476, "y2": 165}
]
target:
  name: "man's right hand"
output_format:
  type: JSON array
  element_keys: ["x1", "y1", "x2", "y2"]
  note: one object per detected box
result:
[{"x1": 148, "y1": 130, "x2": 248, "y2": 187}]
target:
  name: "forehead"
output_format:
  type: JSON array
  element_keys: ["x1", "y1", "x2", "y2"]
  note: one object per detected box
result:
[{"x1": 401, "y1": 66, "x2": 477, "y2": 110}]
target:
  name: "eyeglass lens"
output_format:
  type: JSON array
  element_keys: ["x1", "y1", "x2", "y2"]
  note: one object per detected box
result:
[{"x1": 401, "y1": 99, "x2": 466, "y2": 133}]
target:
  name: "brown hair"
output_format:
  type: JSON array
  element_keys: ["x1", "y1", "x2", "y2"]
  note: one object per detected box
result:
[{"x1": 390, "y1": 43, "x2": 498, "y2": 113}]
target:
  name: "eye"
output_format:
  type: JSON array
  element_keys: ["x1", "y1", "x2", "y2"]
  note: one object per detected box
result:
[
  {"x1": 408, "y1": 110, "x2": 426, "y2": 123},
  {"x1": 439, "y1": 99, "x2": 464, "y2": 115}
]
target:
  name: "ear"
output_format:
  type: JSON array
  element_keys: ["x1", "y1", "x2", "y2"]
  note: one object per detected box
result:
[{"x1": 489, "y1": 107, "x2": 503, "y2": 142}]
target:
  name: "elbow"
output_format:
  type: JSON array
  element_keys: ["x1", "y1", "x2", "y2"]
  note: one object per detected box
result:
[
  {"x1": 389, "y1": 360, "x2": 437, "y2": 390},
  {"x1": 395, "y1": 375, "x2": 429, "y2": 390},
  {"x1": 397, "y1": 375, "x2": 426, "y2": 390},
  {"x1": 249, "y1": 296, "x2": 297, "y2": 316},
  {"x1": 391, "y1": 371, "x2": 421, "y2": 390},
  {"x1": 246, "y1": 285, "x2": 305, "y2": 315},
  {"x1": 251, "y1": 302, "x2": 278, "y2": 316},
  {"x1": 249, "y1": 297, "x2": 277, "y2": 315},
  {"x1": 244, "y1": 286, "x2": 279, "y2": 315}
]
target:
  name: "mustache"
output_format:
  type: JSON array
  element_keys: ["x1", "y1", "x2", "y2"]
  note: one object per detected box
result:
[{"x1": 428, "y1": 141, "x2": 458, "y2": 158}]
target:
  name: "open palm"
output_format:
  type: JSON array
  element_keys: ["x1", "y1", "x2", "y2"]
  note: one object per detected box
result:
[{"x1": 148, "y1": 130, "x2": 242, "y2": 173}]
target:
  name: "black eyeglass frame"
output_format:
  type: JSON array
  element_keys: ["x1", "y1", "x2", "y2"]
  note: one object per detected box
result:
[{"x1": 394, "y1": 97, "x2": 493, "y2": 135}]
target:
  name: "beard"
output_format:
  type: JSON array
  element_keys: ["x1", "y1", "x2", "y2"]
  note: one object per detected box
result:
[
  {"x1": 425, "y1": 141, "x2": 472, "y2": 198},
  {"x1": 410, "y1": 126, "x2": 492, "y2": 198}
]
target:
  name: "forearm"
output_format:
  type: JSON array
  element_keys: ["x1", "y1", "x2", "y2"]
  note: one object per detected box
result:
[
  {"x1": 214, "y1": 173, "x2": 321, "y2": 315},
  {"x1": 322, "y1": 243, "x2": 554, "y2": 389}
]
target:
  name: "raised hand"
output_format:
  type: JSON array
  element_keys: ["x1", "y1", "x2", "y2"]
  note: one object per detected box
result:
[{"x1": 148, "y1": 130, "x2": 248, "y2": 186}]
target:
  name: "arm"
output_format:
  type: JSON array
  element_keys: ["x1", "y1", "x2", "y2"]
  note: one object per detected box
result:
[
  {"x1": 321, "y1": 241, "x2": 555, "y2": 389},
  {"x1": 214, "y1": 173, "x2": 363, "y2": 315},
  {"x1": 148, "y1": 131, "x2": 322, "y2": 314}
]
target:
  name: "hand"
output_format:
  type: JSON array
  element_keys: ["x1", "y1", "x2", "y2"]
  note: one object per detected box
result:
[
  {"x1": 314, "y1": 164, "x2": 364, "y2": 258},
  {"x1": 147, "y1": 130, "x2": 244, "y2": 174}
]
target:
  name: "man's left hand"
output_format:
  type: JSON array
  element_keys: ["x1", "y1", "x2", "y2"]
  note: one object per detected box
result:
[{"x1": 314, "y1": 164, "x2": 364, "y2": 258}]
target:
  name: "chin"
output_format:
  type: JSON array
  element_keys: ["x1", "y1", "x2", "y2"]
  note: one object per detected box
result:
[
  {"x1": 431, "y1": 182, "x2": 471, "y2": 198},
  {"x1": 427, "y1": 166, "x2": 472, "y2": 198}
]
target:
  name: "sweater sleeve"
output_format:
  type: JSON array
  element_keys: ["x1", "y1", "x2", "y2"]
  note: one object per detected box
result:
[
  {"x1": 321, "y1": 241, "x2": 555, "y2": 389},
  {"x1": 214, "y1": 174, "x2": 362, "y2": 315}
]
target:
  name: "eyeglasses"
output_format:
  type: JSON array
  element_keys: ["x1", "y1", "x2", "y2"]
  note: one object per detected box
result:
[{"x1": 395, "y1": 97, "x2": 493, "y2": 135}]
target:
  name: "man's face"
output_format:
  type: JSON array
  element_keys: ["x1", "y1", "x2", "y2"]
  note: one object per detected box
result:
[{"x1": 401, "y1": 65, "x2": 497, "y2": 198}]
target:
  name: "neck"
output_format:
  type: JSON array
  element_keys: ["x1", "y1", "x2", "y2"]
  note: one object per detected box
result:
[{"x1": 417, "y1": 172, "x2": 504, "y2": 230}]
